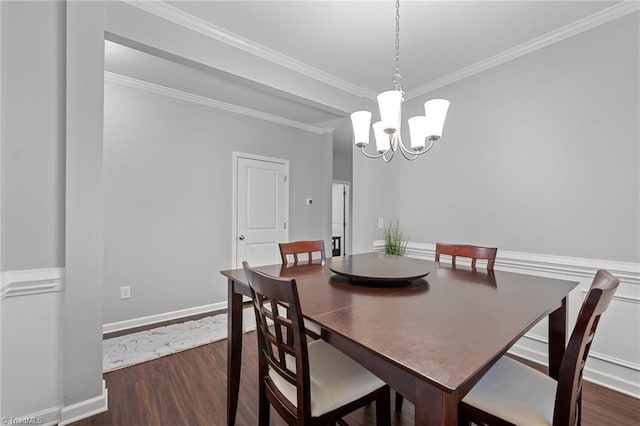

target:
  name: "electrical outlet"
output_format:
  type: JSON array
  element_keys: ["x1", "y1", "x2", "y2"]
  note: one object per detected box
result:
[
  {"x1": 378, "y1": 218, "x2": 384, "y2": 229},
  {"x1": 120, "y1": 285, "x2": 131, "y2": 299}
]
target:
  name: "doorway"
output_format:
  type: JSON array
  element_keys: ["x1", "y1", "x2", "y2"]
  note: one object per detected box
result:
[
  {"x1": 232, "y1": 152, "x2": 289, "y2": 268},
  {"x1": 332, "y1": 181, "x2": 351, "y2": 256}
]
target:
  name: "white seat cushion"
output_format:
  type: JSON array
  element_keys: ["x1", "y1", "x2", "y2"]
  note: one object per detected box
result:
[
  {"x1": 462, "y1": 356, "x2": 557, "y2": 425},
  {"x1": 268, "y1": 340, "x2": 385, "y2": 417},
  {"x1": 303, "y1": 318, "x2": 322, "y2": 336}
]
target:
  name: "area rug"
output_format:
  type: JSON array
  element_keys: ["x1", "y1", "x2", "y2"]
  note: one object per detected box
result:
[{"x1": 103, "y1": 307, "x2": 256, "y2": 373}]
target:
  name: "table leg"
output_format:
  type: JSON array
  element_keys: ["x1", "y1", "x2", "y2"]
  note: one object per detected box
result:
[
  {"x1": 414, "y1": 381, "x2": 458, "y2": 425},
  {"x1": 548, "y1": 296, "x2": 568, "y2": 380},
  {"x1": 227, "y1": 280, "x2": 244, "y2": 426}
]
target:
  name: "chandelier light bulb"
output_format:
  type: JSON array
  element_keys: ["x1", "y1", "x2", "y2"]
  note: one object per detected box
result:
[
  {"x1": 373, "y1": 121, "x2": 390, "y2": 154},
  {"x1": 350, "y1": 111, "x2": 372, "y2": 147},
  {"x1": 424, "y1": 99, "x2": 451, "y2": 140},
  {"x1": 408, "y1": 116, "x2": 427, "y2": 151},
  {"x1": 377, "y1": 90, "x2": 402, "y2": 134}
]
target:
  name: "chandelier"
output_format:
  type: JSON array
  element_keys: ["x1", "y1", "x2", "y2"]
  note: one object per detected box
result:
[{"x1": 351, "y1": 0, "x2": 451, "y2": 162}]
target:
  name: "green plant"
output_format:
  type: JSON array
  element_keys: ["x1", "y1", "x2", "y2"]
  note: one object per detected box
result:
[{"x1": 384, "y1": 219, "x2": 408, "y2": 256}]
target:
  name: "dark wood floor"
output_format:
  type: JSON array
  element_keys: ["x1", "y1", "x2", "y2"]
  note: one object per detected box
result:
[{"x1": 74, "y1": 330, "x2": 639, "y2": 426}]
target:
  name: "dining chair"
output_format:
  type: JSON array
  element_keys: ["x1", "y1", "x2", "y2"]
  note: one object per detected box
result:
[
  {"x1": 435, "y1": 242, "x2": 498, "y2": 270},
  {"x1": 243, "y1": 262, "x2": 391, "y2": 426},
  {"x1": 458, "y1": 269, "x2": 620, "y2": 426},
  {"x1": 395, "y1": 242, "x2": 499, "y2": 411},
  {"x1": 279, "y1": 240, "x2": 326, "y2": 265},
  {"x1": 279, "y1": 240, "x2": 327, "y2": 338}
]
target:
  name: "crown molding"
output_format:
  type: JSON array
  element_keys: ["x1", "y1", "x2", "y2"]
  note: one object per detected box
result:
[
  {"x1": 123, "y1": 0, "x2": 377, "y2": 100},
  {"x1": 406, "y1": 1, "x2": 640, "y2": 99},
  {"x1": 105, "y1": 71, "x2": 328, "y2": 134},
  {"x1": 121, "y1": 1, "x2": 637, "y2": 104}
]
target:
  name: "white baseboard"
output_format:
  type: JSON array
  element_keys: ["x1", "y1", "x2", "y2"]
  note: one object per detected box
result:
[
  {"x1": 5, "y1": 404, "x2": 63, "y2": 426},
  {"x1": 374, "y1": 240, "x2": 640, "y2": 399},
  {"x1": 58, "y1": 380, "x2": 108, "y2": 426},
  {"x1": 103, "y1": 302, "x2": 228, "y2": 334}
]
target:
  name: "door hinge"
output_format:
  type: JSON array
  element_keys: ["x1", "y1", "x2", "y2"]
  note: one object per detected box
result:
[
  {"x1": 284, "y1": 175, "x2": 287, "y2": 183},
  {"x1": 284, "y1": 222, "x2": 287, "y2": 230}
]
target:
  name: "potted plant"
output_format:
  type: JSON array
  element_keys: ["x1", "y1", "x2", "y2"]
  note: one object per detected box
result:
[{"x1": 384, "y1": 219, "x2": 408, "y2": 256}]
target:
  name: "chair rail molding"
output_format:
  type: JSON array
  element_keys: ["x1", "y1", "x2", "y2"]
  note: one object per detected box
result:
[
  {"x1": 0, "y1": 267, "x2": 65, "y2": 298},
  {"x1": 373, "y1": 240, "x2": 640, "y2": 398}
]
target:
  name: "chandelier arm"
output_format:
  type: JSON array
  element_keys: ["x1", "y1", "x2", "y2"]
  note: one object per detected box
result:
[
  {"x1": 383, "y1": 149, "x2": 395, "y2": 163},
  {"x1": 400, "y1": 139, "x2": 434, "y2": 160},
  {"x1": 360, "y1": 145, "x2": 387, "y2": 159},
  {"x1": 396, "y1": 134, "x2": 418, "y2": 160}
]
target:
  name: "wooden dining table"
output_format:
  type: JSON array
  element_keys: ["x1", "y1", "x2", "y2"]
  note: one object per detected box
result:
[{"x1": 220, "y1": 252, "x2": 578, "y2": 425}]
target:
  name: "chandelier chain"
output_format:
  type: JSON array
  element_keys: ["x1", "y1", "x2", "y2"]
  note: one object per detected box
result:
[{"x1": 393, "y1": 0, "x2": 402, "y2": 91}]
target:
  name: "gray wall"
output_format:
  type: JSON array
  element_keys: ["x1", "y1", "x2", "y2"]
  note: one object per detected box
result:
[
  {"x1": 2, "y1": 0, "x2": 65, "y2": 271},
  {"x1": 103, "y1": 81, "x2": 329, "y2": 324},
  {"x1": 1, "y1": 0, "x2": 66, "y2": 418},
  {"x1": 371, "y1": 13, "x2": 639, "y2": 262},
  {"x1": 331, "y1": 118, "x2": 353, "y2": 183},
  {"x1": 1, "y1": 0, "x2": 106, "y2": 418}
]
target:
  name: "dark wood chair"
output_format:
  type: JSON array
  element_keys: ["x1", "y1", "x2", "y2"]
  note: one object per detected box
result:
[
  {"x1": 279, "y1": 240, "x2": 326, "y2": 265},
  {"x1": 435, "y1": 242, "x2": 498, "y2": 270},
  {"x1": 458, "y1": 269, "x2": 620, "y2": 425},
  {"x1": 243, "y1": 262, "x2": 391, "y2": 426},
  {"x1": 395, "y1": 242, "x2": 499, "y2": 411},
  {"x1": 279, "y1": 240, "x2": 327, "y2": 338}
]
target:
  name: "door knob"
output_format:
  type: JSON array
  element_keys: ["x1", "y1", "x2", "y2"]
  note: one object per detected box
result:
[{"x1": 238, "y1": 235, "x2": 245, "y2": 240}]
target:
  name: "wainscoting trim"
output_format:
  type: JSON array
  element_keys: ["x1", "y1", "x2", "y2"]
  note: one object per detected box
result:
[
  {"x1": 103, "y1": 301, "x2": 228, "y2": 334},
  {"x1": 373, "y1": 240, "x2": 640, "y2": 398},
  {"x1": 0, "y1": 267, "x2": 65, "y2": 298},
  {"x1": 58, "y1": 380, "x2": 108, "y2": 426},
  {"x1": 373, "y1": 241, "x2": 640, "y2": 283},
  {"x1": 104, "y1": 71, "x2": 331, "y2": 135}
]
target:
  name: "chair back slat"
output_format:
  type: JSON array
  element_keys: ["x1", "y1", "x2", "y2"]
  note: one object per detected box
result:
[
  {"x1": 435, "y1": 243, "x2": 498, "y2": 270},
  {"x1": 279, "y1": 240, "x2": 326, "y2": 265},
  {"x1": 553, "y1": 269, "x2": 619, "y2": 426},
  {"x1": 243, "y1": 262, "x2": 313, "y2": 420}
]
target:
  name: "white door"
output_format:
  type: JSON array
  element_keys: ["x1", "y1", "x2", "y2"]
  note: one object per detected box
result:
[{"x1": 234, "y1": 154, "x2": 288, "y2": 268}]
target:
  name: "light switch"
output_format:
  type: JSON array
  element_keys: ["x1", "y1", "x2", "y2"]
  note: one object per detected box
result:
[
  {"x1": 378, "y1": 218, "x2": 384, "y2": 229},
  {"x1": 306, "y1": 198, "x2": 313, "y2": 206}
]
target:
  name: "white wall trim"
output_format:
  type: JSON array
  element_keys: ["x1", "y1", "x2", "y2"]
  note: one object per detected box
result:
[
  {"x1": 580, "y1": 287, "x2": 639, "y2": 304},
  {"x1": 58, "y1": 380, "x2": 108, "y2": 426},
  {"x1": 5, "y1": 404, "x2": 63, "y2": 426},
  {"x1": 122, "y1": 0, "x2": 377, "y2": 100},
  {"x1": 0, "y1": 268, "x2": 65, "y2": 298},
  {"x1": 104, "y1": 71, "x2": 329, "y2": 135},
  {"x1": 124, "y1": 0, "x2": 638, "y2": 103},
  {"x1": 103, "y1": 301, "x2": 227, "y2": 334},
  {"x1": 373, "y1": 240, "x2": 640, "y2": 398},
  {"x1": 373, "y1": 240, "x2": 640, "y2": 283},
  {"x1": 406, "y1": 2, "x2": 640, "y2": 99}
]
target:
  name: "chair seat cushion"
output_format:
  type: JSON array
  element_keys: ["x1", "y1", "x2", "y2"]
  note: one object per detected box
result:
[
  {"x1": 269, "y1": 340, "x2": 384, "y2": 417},
  {"x1": 462, "y1": 356, "x2": 557, "y2": 425},
  {"x1": 304, "y1": 318, "x2": 322, "y2": 336}
]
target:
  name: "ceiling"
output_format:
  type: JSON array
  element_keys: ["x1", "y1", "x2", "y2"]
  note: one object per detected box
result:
[
  {"x1": 106, "y1": 1, "x2": 623, "y2": 127},
  {"x1": 166, "y1": 0, "x2": 619, "y2": 93}
]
